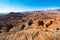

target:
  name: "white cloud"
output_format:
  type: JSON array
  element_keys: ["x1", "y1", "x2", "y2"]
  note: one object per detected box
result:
[
  {"x1": 0, "y1": 3, "x2": 32, "y2": 13},
  {"x1": 0, "y1": 3, "x2": 35, "y2": 13},
  {"x1": 0, "y1": 2, "x2": 60, "y2": 13},
  {"x1": 0, "y1": 3, "x2": 36, "y2": 13},
  {"x1": 0, "y1": 3, "x2": 21, "y2": 13}
]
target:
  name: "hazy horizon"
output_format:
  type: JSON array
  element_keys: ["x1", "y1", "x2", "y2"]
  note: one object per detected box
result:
[{"x1": 0, "y1": 0, "x2": 60, "y2": 13}]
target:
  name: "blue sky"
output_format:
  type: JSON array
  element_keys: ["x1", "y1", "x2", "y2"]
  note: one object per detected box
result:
[{"x1": 0, "y1": 0, "x2": 60, "y2": 13}]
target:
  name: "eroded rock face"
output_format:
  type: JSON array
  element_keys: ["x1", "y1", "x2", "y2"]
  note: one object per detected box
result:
[
  {"x1": 0, "y1": 12, "x2": 60, "y2": 40},
  {"x1": 29, "y1": 17, "x2": 60, "y2": 31},
  {"x1": 5, "y1": 29, "x2": 60, "y2": 40},
  {"x1": 1, "y1": 12, "x2": 60, "y2": 33}
]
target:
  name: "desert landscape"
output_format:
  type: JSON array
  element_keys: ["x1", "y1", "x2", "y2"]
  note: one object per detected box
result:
[{"x1": 0, "y1": 9, "x2": 60, "y2": 40}]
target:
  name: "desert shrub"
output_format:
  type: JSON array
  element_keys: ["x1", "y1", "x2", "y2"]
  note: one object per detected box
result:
[
  {"x1": 46, "y1": 21, "x2": 53, "y2": 28},
  {"x1": 46, "y1": 24, "x2": 49, "y2": 28},
  {"x1": 41, "y1": 13, "x2": 44, "y2": 15},
  {"x1": 56, "y1": 28, "x2": 60, "y2": 30},
  {"x1": 20, "y1": 25, "x2": 25, "y2": 30},
  {"x1": 21, "y1": 19, "x2": 25, "y2": 22},
  {"x1": 28, "y1": 20, "x2": 33, "y2": 26},
  {"x1": 6, "y1": 24, "x2": 13, "y2": 32},
  {"x1": 50, "y1": 21, "x2": 53, "y2": 24},
  {"x1": 38, "y1": 20, "x2": 44, "y2": 26},
  {"x1": 0, "y1": 24, "x2": 2, "y2": 30}
]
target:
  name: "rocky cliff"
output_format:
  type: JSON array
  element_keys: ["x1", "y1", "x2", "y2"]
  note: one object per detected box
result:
[{"x1": 0, "y1": 11, "x2": 60, "y2": 40}]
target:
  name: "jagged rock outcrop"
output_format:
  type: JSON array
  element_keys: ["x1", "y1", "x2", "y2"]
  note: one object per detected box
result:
[
  {"x1": 0, "y1": 11, "x2": 60, "y2": 40},
  {"x1": 5, "y1": 29, "x2": 60, "y2": 40}
]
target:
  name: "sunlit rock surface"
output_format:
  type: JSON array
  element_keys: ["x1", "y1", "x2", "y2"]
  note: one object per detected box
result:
[{"x1": 0, "y1": 11, "x2": 60, "y2": 40}]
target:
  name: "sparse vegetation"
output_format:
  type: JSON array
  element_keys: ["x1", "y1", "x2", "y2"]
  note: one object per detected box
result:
[
  {"x1": 28, "y1": 20, "x2": 33, "y2": 26},
  {"x1": 0, "y1": 11, "x2": 60, "y2": 40},
  {"x1": 38, "y1": 20, "x2": 44, "y2": 26}
]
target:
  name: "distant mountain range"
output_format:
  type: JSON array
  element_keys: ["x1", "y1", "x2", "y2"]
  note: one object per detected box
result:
[
  {"x1": 0, "y1": 8, "x2": 60, "y2": 16},
  {"x1": 42, "y1": 8, "x2": 60, "y2": 11}
]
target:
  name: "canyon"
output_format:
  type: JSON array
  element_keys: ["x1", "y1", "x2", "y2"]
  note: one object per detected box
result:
[{"x1": 0, "y1": 9, "x2": 60, "y2": 40}]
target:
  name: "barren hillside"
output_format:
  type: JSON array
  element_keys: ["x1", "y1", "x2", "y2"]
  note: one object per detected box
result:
[{"x1": 0, "y1": 10, "x2": 60, "y2": 40}]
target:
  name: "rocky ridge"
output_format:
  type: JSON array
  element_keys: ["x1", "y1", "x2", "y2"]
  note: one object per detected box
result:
[{"x1": 0, "y1": 10, "x2": 60, "y2": 40}]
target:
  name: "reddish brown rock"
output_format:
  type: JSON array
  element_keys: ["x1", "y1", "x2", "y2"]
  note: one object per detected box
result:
[{"x1": 5, "y1": 29, "x2": 60, "y2": 40}]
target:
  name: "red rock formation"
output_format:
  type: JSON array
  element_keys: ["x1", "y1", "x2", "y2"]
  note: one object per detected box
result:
[{"x1": 0, "y1": 11, "x2": 60, "y2": 40}]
